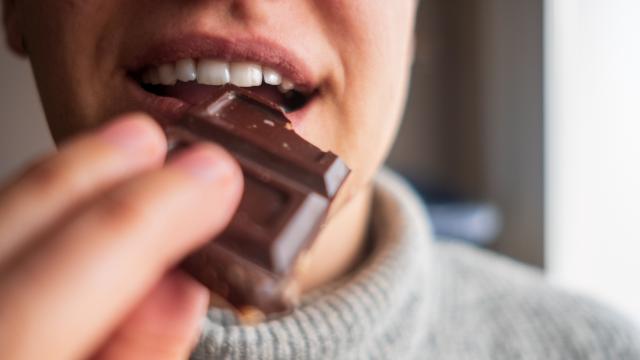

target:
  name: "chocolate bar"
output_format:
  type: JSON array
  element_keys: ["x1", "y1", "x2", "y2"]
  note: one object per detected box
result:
[{"x1": 166, "y1": 86, "x2": 350, "y2": 316}]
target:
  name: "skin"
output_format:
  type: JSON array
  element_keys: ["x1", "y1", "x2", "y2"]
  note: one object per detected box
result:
[{"x1": 1, "y1": 0, "x2": 417, "y2": 359}]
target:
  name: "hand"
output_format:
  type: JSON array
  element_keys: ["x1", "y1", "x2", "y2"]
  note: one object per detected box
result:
[{"x1": 0, "y1": 113, "x2": 243, "y2": 360}]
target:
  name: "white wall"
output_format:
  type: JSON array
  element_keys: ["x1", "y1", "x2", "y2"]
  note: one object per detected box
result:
[
  {"x1": 546, "y1": 0, "x2": 640, "y2": 323},
  {"x1": 0, "y1": 44, "x2": 53, "y2": 182}
]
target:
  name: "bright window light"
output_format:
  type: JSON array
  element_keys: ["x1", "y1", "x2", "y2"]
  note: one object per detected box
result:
[{"x1": 546, "y1": 0, "x2": 640, "y2": 324}]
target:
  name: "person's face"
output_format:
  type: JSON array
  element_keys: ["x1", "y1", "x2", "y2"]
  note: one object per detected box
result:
[{"x1": 5, "y1": 0, "x2": 417, "y2": 209}]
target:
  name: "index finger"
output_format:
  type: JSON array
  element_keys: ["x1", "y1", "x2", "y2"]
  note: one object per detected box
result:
[
  {"x1": 0, "y1": 144, "x2": 243, "y2": 360},
  {"x1": 0, "y1": 113, "x2": 167, "y2": 265}
]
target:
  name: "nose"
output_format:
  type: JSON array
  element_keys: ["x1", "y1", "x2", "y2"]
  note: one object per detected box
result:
[{"x1": 226, "y1": 0, "x2": 280, "y2": 23}]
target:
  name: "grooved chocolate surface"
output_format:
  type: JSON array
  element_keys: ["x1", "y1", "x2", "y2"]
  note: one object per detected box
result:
[{"x1": 166, "y1": 87, "x2": 350, "y2": 314}]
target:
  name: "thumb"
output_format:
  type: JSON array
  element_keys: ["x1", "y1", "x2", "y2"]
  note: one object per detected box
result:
[{"x1": 92, "y1": 270, "x2": 208, "y2": 360}]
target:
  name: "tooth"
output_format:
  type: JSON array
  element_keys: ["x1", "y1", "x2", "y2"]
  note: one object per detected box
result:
[
  {"x1": 263, "y1": 67, "x2": 282, "y2": 86},
  {"x1": 149, "y1": 68, "x2": 161, "y2": 85},
  {"x1": 197, "y1": 60, "x2": 230, "y2": 85},
  {"x1": 230, "y1": 62, "x2": 262, "y2": 87},
  {"x1": 278, "y1": 79, "x2": 295, "y2": 93},
  {"x1": 176, "y1": 59, "x2": 197, "y2": 82},
  {"x1": 158, "y1": 64, "x2": 177, "y2": 85}
]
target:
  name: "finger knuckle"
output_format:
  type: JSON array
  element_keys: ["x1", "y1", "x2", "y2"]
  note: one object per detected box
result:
[
  {"x1": 25, "y1": 156, "x2": 83, "y2": 196},
  {"x1": 98, "y1": 191, "x2": 152, "y2": 231}
]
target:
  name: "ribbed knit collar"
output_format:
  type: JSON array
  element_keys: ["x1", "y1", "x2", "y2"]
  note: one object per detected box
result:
[{"x1": 192, "y1": 169, "x2": 435, "y2": 360}]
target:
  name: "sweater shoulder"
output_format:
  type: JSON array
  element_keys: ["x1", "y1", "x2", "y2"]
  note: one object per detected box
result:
[{"x1": 429, "y1": 241, "x2": 640, "y2": 360}]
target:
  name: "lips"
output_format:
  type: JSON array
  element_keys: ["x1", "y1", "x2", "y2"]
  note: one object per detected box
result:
[
  {"x1": 124, "y1": 34, "x2": 320, "y2": 125},
  {"x1": 137, "y1": 58, "x2": 314, "y2": 112}
]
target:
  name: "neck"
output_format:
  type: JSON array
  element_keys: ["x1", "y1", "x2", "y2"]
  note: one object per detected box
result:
[{"x1": 297, "y1": 186, "x2": 373, "y2": 292}]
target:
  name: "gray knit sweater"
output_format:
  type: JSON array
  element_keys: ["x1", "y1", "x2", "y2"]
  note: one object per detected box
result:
[{"x1": 192, "y1": 170, "x2": 640, "y2": 360}]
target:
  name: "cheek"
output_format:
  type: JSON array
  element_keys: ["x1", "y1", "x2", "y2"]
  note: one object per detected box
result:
[
  {"x1": 20, "y1": 0, "x2": 128, "y2": 140},
  {"x1": 315, "y1": 1, "x2": 416, "y2": 189}
]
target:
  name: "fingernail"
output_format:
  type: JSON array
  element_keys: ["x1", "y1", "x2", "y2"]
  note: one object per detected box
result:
[
  {"x1": 98, "y1": 114, "x2": 159, "y2": 153},
  {"x1": 168, "y1": 144, "x2": 237, "y2": 182}
]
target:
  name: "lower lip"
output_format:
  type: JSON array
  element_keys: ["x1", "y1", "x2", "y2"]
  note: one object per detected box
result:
[
  {"x1": 126, "y1": 79, "x2": 188, "y2": 127},
  {"x1": 126, "y1": 77, "x2": 317, "y2": 129}
]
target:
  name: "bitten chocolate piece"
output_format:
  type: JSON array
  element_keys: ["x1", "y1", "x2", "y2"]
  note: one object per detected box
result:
[{"x1": 166, "y1": 87, "x2": 350, "y2": 315}]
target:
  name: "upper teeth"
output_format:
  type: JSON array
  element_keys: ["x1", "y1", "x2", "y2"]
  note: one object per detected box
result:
[{"x1": 141, "y1": 58, "x2": 295, "y2": 92}]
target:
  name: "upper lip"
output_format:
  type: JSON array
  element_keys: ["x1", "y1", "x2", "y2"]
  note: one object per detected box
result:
[{"x1": 126, "y1": 33, "x2": 318, "y2": 92}]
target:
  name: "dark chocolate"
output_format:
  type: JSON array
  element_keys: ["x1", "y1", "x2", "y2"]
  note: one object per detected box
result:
[{"x1": 166, "y1": 87, "x2": 350, "y2": 315}]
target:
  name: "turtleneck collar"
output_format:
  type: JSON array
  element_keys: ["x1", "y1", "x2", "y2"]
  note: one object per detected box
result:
[{"x1": 192, "y1": 169, "x2": 435, "y2": 359}]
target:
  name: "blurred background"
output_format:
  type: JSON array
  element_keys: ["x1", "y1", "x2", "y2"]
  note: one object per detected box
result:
[{"x1": 0, "y1": 1, "x2": 638, "y2": 323}]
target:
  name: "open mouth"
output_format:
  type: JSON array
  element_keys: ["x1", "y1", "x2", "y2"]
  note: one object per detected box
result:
[{"x1": 132, "y1": 58, "x2": 316, "y2": 113}]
